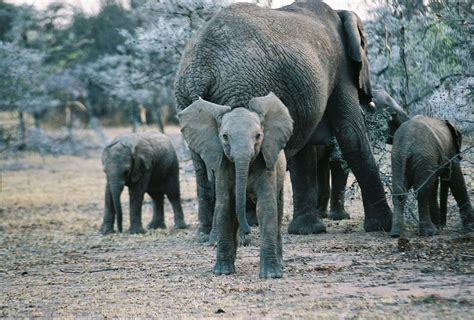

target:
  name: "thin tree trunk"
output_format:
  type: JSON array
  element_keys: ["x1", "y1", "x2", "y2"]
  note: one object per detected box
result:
[
  {"x1": 89, "y1": 116, "x2": 108, "y2": 147},
  {"x1": 18, "y1": 111, "x2": 26, "y2": 149}
]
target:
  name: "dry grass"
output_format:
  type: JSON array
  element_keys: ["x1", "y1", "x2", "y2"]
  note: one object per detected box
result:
[{"x1": 0, "y1": 126, "x2": 473, "y2": 318}]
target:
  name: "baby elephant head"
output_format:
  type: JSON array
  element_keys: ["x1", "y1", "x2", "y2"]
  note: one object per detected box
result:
[{"x1": 179, "y1": 92, "x2": 293, "y2": 234}]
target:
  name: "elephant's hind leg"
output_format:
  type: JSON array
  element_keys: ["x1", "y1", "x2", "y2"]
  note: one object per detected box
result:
[
  {"x1": 164, "y1": 176, "x2": 187, "y2": 229},
  {"x1": 416, "y1": 176, "x2": 438, "y2": 236},
  {"x1": 328, "y1": 159, "x2": 350, "y2": 220},
  {"x1": 287, "y1": 144, "x2": 327, "y2": 235},
  {"x1": 316, "y1": 146, "x2": 330, "y2": 219},
  {"x1": 328, "y1": 86, "x2": 392, "y2": 231},
  {"x1": 448, "y1": 161, "x2": 474, "y2": 232},
  {"x1": 429, "y1": 178, "x2": 442, "y2": 226}
]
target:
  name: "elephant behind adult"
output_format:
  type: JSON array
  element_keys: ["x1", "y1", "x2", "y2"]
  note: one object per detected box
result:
[
  {"x1": 314, "y1": 88, "x2": 410, "y2": 220},
  {"x1": 175, "y1": 1, "x2": 392, "y2": 237},
  {"x1": 390, "y1": 116, "x2": 474, "y2": 236}
]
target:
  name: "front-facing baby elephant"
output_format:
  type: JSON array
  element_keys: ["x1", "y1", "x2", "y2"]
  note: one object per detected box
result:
[
  {"x1": 390, "y1": 116, "x2": 474, "y2": 237},
  {"x1": 179, "y1": 93, "x2": 293, "y2": 279},
  {"x1": 100, "y1": 131, "x2": 186, "y2": 235}
]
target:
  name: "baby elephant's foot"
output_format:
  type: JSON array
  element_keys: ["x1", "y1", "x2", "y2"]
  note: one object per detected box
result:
[
  {"x1": 259, "y1": 259, "x2": 282, "y2": 279},
  {"x1": 418, "y1": 222, "x2": 438, "y2": 236},
  {"x1": 389, "y1": 224, "x2": 403, "y2": 238},
  {"x1": 174, "y1": 220, "x2": 187, "y2": 229},
  {"x1": 99, "y1": 224, "x2": 115, "y2": 235},
  {"x1": 196, "y1": 226, "x2": 211, "y2": 243},
  {"x1": 129, "y1": 225, "x2": 146, "y2": 234},
  {"x1": 213, "y1": 260, "x2": 235, "y2": 275},
  {"x1": 328, "y1": 209, "x2": 350, "y2": 221},
  {"x1": 148, "y1": 221, "x2": 166, "y2": 230}
]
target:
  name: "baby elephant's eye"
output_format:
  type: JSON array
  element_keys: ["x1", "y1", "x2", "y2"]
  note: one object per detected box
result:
[
  {"x1": 222, "y1": 134, "x2": 229, "y2": 141},
  {"x1": 256, "y1": 133, "x2": 262, "y2": 140}
]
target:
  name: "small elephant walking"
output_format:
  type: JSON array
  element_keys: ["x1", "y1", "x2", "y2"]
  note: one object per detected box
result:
[
  {"x1": 179, "y1": 93, "x2": 293, "y2": 279},
  {"x1": 390, "y1": 116, "x2": 474, "y2": 236},
  {"x1": 100, "y1": 131, "x2": 186, "y2": 234}
]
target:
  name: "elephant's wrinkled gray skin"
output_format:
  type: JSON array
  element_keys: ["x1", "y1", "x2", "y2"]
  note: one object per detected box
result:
[
  {"x1": 100, "y1": 132, "x2": 186, "y2": 235},
  {"x1": 175, "y1": 1, "x2": 392, "y2": 237},
  {"x1": 390, "y1": 116, "x2": 474, "y2": 237},
  {"x1": 315, "y1": 88, "x2": 410, "y2": 221},
  {"x1": 179, "y1": 93, "x2": 292, "y2": 278}
]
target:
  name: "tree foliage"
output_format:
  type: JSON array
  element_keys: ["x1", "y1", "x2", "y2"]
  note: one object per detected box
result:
[{"x1": 365, "y1": 0, "x2": 472, "y2": 133}]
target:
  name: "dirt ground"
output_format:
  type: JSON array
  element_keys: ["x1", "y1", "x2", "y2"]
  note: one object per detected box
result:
[{"x1": 1, "y1": 126, "x2": 473, "y2": 318}]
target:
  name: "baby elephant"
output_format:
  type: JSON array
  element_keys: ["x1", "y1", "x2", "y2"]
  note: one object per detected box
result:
[
  {"x1": 100, "y1": 131, "x2": 186, "y2": 234},
  {"x1": 390, "y1": 115, "x2": 474, "y2": 236},
  {"x1": 179, "y1": 93, "x2": 293, "y2": 278}
]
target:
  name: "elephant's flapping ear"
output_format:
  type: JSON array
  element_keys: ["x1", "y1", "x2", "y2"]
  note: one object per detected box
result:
[
  {"x1": 445, "y1": 120, "x2": 463, "y2": 160},
  {"x1": 131, "y1": 140, "x2": 154, "y2": 183},
  {"x1": 338, "y1": 10, "x2": 372, "y2": 106},
  {"x1": 178, "y1": 98, "x2": 231, "y2": 179},
  {"x1": 249, "y1": 92, "x2": 293, "y2": 168}
]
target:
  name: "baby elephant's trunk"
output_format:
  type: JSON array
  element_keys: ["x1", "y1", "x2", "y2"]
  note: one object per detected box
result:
[{"x1": 235, "y1": 157, "x2": 251, "y2": 235}]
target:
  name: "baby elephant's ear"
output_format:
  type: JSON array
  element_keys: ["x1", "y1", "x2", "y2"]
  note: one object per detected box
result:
[
  {"x1": 249, "y1": 92, "x2": 293, "y2": 168},
  {"x1": 131, "y1": 140, "x2": 154, "y2": 183},
  {"x1": 178, "y1": 98, "x2": 231, "y2": 178},
  {"x1": 445, "y1": 120, "x2": 463, "y2": 159}
]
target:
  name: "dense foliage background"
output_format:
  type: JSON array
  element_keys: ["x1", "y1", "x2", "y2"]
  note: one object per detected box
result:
[{"x1": 0, "y1": 0, "x2": 472, "y2": 151}]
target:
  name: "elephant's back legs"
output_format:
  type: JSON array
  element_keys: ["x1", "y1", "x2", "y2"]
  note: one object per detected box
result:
[
  {"x1": 287, "y1": 144, "x2": 327, "y2": 234},
  {"x1": 413, "y1": 169, "x2": 439, "y2": 236}
]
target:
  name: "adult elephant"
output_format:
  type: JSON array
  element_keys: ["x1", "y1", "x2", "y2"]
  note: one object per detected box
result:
[
  {"x1": 315, "y1": 88, "x2": 410, "y2": 221},
  {"x1": 175, "y1": 1, "x2": 392, "y2": 237}
]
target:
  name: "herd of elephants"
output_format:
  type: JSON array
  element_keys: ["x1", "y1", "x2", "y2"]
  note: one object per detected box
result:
[{"x1": 99, "y1": 1, "x2": 473, "y2": 278}]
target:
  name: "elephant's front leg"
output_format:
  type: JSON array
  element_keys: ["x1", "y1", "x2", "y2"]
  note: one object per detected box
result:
[
  {"x1": 129, "y1": 190, "x2": 146, "y2": 234},
  {"x1": 287, "y1": 144, "x2": 327, "y2": 234},
  {"x1": 100, "y1": 183, "x2": 115, "y2": 234},
  {"x1": 257, "y1": 195, "x2": 282, "y2": 279},
  {"x1": 191, "y1": 150, "x2": 216, "y2": 242},
  {"x1": 213, "y1": 191, "x2": 238, "y2": 275},
  {"x1": 148, "y1": 193, "x2": 166, "y2": 229},
  {"x1": 416, "y1": 175, "x2": 438, "y2": 236}
]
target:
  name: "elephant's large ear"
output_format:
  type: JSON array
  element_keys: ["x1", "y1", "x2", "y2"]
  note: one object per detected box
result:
[
  {"x1": 178, "y1": 98, "x2": 231, "y2": 179},
  {"x1": 131, "y1": 139, "x2": 154, "y2": 183},
  {"x1": 338, "y1": 10, "x2": 372, "y2": 105},
  {"x1": 445, "y1": 120, "x2": 463, "y2": 159},
  {"x1": 249, "y1": 92, "x2": 293, "y2": 168}
]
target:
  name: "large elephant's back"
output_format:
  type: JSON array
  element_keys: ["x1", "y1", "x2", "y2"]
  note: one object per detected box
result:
[{"x1": 175, "y1": 2, "x2": 344, "y2": 155}]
